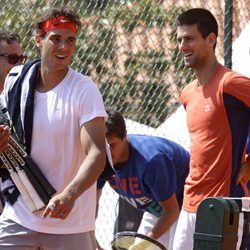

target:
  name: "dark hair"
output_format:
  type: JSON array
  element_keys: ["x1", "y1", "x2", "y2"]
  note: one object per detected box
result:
[
  {"x1": 105, "y1": 110, "x2": 126, "y2": 139},
  {"x1": 0, "y1": 31, "x2": 20, "y2": 44},
  {"x1": 36, "y1": 6, "x2": 82, "y2": 36},
  {"x1": 177, "y1": 8, "x2": 218, "y2": 39}
]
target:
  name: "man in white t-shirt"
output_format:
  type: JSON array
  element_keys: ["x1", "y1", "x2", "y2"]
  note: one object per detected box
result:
[{"x1": 0, "y1": 6, "x2": 107, "y2": 250}]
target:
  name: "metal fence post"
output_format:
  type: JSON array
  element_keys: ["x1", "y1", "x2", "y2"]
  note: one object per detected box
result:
[{"x1": 224, "y1": 0, "x2": 233, "y2": 69}]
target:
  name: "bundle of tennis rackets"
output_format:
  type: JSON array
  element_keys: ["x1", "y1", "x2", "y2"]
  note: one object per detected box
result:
[
  {"x1": 111, "y1": 231, "x2": 166, "y2": 250},
  {"x1": 0, "y1": 101, "x2": 56, "y2": 212}
]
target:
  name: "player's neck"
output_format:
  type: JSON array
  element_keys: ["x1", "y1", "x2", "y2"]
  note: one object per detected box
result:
[
  {"x1": 114, "y1": 141, "x2": 130, "y2": 169},
  {"x1": 195, "y1": 58, "x2": 218, "y2": 87},
  {"x1": 37, "y1": 66, "x2": 68, "y2": 92}
]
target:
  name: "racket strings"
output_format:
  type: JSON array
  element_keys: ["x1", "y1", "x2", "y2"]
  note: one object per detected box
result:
[
  {"x1": 112, "y1": 236, "x2": 156, "y2": 249},
  {"x1": 112, "y1": 235, "x2": 135, "y2": 248}
]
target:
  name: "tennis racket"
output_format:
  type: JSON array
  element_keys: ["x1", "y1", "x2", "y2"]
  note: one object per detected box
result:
[
  {"x1": 111, "y1": 231, "x2": 166, "y2": 250},
  {"x1": 0, "y1": 152, "x2": 37, "y2": 212},
  {"x1": 0, "y1": 100, "x2": 56, "y2": 212}
]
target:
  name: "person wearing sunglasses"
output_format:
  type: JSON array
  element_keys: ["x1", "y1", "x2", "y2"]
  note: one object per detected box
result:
[
  {"x1": 0, "y1": 30, "x2": 26, "y2": 216},
  {"x1": 0, "y1": 31, "x2": 26, "y2": 92}
]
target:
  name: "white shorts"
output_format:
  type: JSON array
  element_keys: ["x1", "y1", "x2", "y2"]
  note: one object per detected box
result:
[
  {"x1": 173, "y1": 209, "x2": 243, "y2": 250},
  {"x1": 137, "y1": 211, "x2": 177, "y2": 250},
  {"x1": 0, "y1": 215, "x2": 96, "y2": 250}
]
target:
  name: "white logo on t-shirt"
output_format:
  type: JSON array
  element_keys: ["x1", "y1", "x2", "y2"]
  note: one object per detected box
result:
[{"x1": 204, "y1": 104, "x2": 211, "y2": 112}]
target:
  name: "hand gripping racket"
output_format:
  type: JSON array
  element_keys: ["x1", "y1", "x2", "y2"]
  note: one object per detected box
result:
[{"x1": 111, "y1": 231, "x2": 166, "y2": 250}]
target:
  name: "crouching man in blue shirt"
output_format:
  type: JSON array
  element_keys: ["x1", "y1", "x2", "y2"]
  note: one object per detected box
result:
[{"x1": 97, "y1": 110, "x2": 190, "y2": 250}]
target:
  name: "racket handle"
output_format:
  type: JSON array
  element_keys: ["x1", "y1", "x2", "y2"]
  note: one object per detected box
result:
[
  {"x1": 19, "y1": 161, "x2": 52, "y2": 205},
  {"x1": 8, "y1": 136, "x2": 56, "y2": 203},
  {"x1": 10, "y1": 171, "x2": 37, "y2": 212},
  {"x1": 24, "y1": 156, "x2": 56, "y2": 198},
  {"x1": 5, "y1": 142, "x2": 53, "y2": 206},
  {"x1": 17, "y1": 169, "x2": 45, "y2": 210}
]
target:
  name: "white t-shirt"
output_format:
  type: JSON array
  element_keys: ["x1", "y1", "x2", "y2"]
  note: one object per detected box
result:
[{"x1": 2, "y1": 67, "x2": 107, "y2": 234}]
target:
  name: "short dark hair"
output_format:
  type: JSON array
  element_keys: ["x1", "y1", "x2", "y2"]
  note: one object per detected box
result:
[
  {"x1": 36, "y1": 6, "x2": 82, "y2": 36},
  {"x1": 0, "y1": 31, "x2": 20, "y2": 44},
  {"x1": 105, "y1": 110, "x2": 126, "y2": 139},
  {"x1": 177, "y1": 8, "x2": 218, "y2": 39}
]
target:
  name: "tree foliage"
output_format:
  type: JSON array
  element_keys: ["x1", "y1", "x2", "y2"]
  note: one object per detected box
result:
[{"x1": 0, "y1": 0, "x2": 194, "y2": 127}]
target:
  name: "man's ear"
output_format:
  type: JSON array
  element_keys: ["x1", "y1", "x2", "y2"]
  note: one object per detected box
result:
[
  {"x1": 208, "y1": 33, "x2": 216, "y2": 46},
  {"x1": 35, "y1": 35, "x2": 42, "y2": 48}
]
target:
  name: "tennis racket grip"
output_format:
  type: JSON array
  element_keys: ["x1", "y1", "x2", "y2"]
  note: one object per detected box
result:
[
  {"x1": 0, "y1": 152, "x2": 37, "y2": 212},
  {"x1": 10, "y1": 170, "x2": 37, "y2": 212},
  {"x1": 17, "y1": 169, "x2": 45, "y2": 210},
  {"x1": 19, "y1": 160, "x2": 52, "y2": 205},
  {"x1": 24, "y1": 156, "x2": 56, "y2": 198},
  {"x1": 9, "y1": 136, "x2": 56, "y2": 203}
]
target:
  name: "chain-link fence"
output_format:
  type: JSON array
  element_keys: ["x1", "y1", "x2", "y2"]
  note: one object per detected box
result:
[
  {"x1": 0, "y1": 0, "x2": 249, "y2": 248},
  {"x1": 1, "y1": 0, "x2": 249, "y2": 128}
]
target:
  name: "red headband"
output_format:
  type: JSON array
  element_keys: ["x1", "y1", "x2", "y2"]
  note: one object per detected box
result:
[{"x1": 38, "y1": 16, "x2": 78, "y2": 37}]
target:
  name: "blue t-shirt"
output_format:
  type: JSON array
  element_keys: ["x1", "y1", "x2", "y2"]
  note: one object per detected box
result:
[{"x1": 98, "y1": 135, "x2": 190, "y2": 217}]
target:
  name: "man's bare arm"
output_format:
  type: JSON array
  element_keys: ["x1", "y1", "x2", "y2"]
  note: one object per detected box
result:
[{"x1": 43, "y1": 117, "x2": 106, "y2": 219}]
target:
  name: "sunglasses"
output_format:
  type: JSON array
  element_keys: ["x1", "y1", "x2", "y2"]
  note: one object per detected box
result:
[{"x1": 0, "y1": 54, "x2": 27, "y2": 65}]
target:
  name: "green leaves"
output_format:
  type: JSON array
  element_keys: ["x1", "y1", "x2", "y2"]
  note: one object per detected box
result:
[{"x1": 0, "y1": 0, "x2": 194, "y2": 127}]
